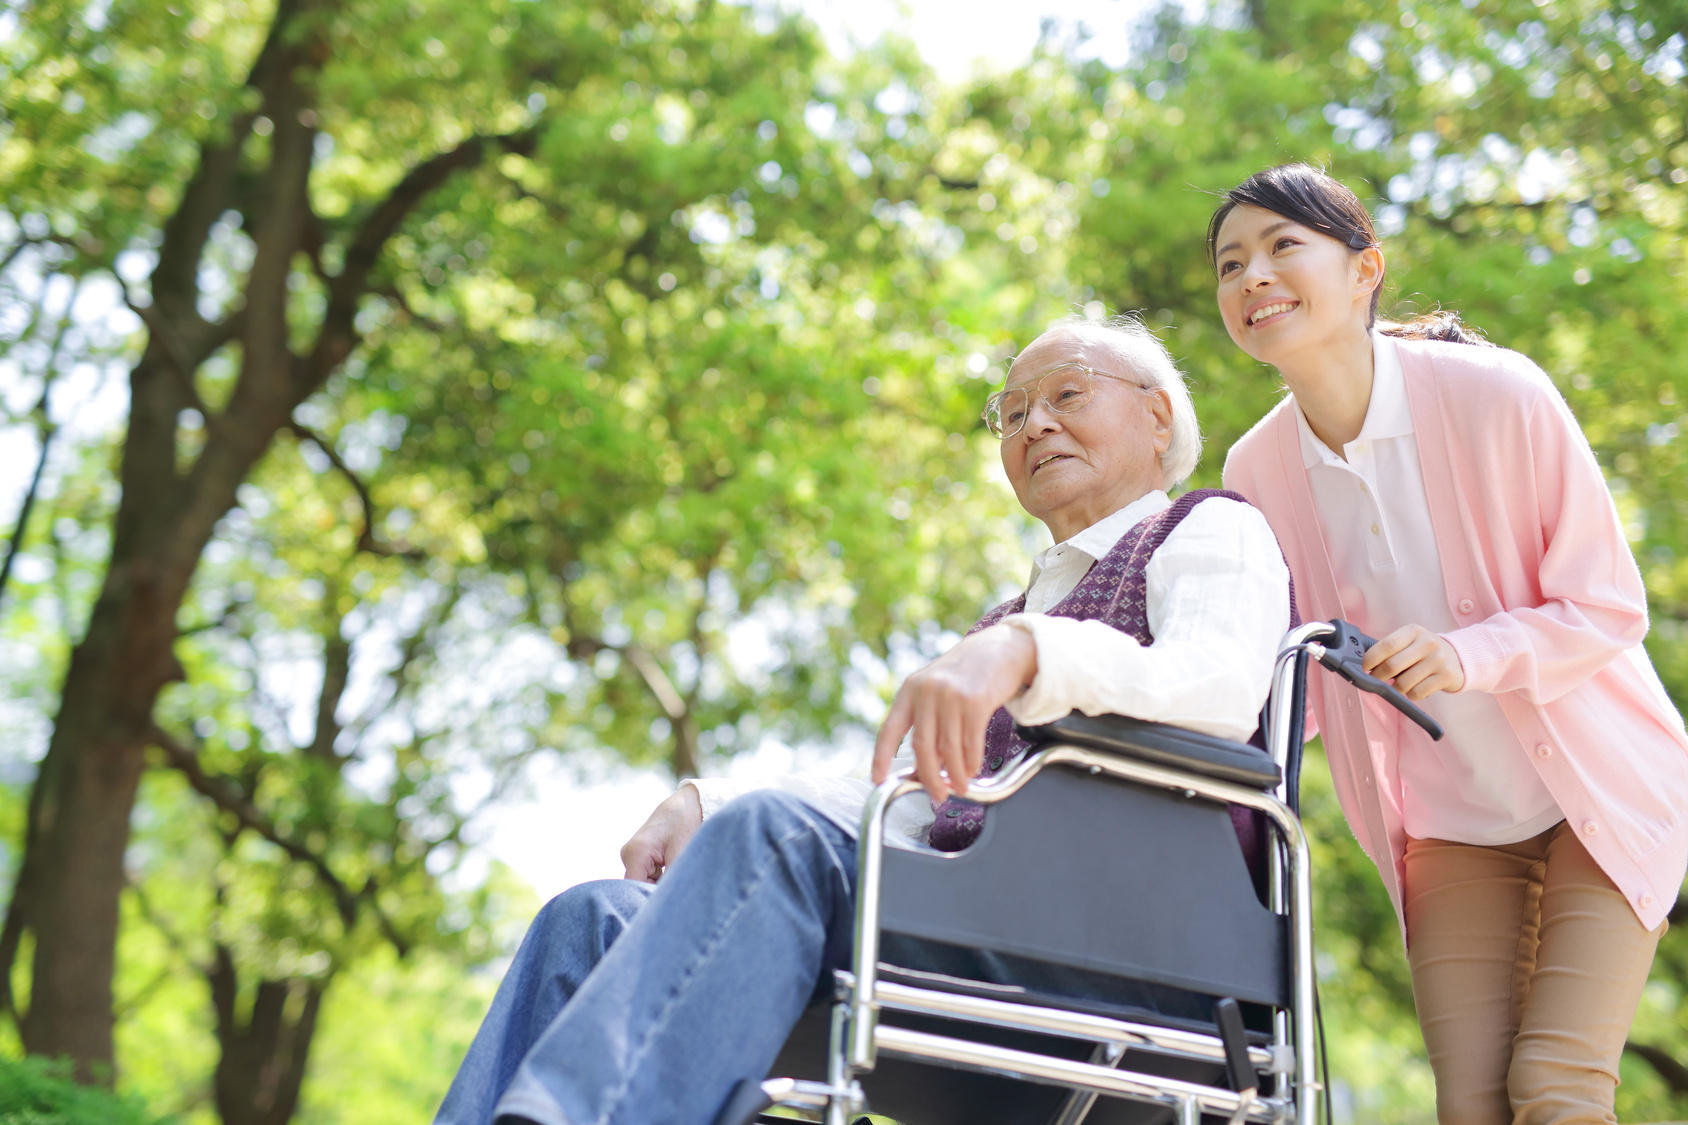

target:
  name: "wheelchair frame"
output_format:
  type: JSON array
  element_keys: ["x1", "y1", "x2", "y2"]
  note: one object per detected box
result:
[{"x1": 735, "y1": 619, "x2": 1345, "y2": 1125}]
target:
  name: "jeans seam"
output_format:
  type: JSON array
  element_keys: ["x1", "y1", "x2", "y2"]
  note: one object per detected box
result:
[{"x1": 590, "y1": 809, "x2": 829, "y2": 1125}]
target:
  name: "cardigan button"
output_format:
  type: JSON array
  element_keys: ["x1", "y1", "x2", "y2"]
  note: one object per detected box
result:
[
  {"x1": 1581, "y1": 820, "x2": 1599, "y2": 837},
  {"x1": 1535, "y1": 743, "x2": 1552, "y2": 759},
  {"x1": 1457, "y1": 598, "x2": 1476, "y2": 615}
]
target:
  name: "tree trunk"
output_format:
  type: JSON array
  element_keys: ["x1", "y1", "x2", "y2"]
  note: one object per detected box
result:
[
  {"x1": 1, "y1": 0, "x2": 518, "y2": 1079},
  {"x1": 15, "y1": 520, "x2": 192, "y2": 1077},
  {"x1": 3, "y1": 0, "x2": 321, "y2": 1076},
  {"x1": 209, "y1": 946, "x2": 327, "y2": 1125}
]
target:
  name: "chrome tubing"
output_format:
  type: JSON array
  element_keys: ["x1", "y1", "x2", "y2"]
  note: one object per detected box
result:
[
  {"x1": 1268, "y1": 620, "x2": 1332, "y2": 783},
  {"x1": 852, "y1": 725, "x2": 1320, "y2": 1123},
  {"x1": 873, "y1": 1025, "x2": 1282, "y2": 1124},
  {"x1": 1049, "y1": 1042, "x2": 1129, "y2": 1125},
  {"x1": 849, "y1": 772, "x2": 925, "y2": 1069},
  {"x1": 823, "y1": 1003, "x2": 853, "y2": 1125},
  {"x1": 864, "y1": 977, "x2": 1276, "y2": 1071}
]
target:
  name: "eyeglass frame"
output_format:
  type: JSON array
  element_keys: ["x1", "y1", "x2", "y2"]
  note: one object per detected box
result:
[{"x1": 981, "y1": 362, "x2": 1157, "y2": 440}]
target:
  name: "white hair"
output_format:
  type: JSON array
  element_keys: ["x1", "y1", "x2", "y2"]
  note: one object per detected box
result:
[{"x1": 1021, "y1": 314, "x2": 1203, "y2": 490}]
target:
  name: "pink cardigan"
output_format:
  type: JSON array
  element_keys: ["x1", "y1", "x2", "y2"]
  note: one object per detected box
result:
[{"x1": 1223, "y1": 336, "x2": 1688, "y2": 936}]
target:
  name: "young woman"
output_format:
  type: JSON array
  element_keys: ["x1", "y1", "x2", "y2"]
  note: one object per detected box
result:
[{"x1": 1213, "y1": 163, "x2": 1688, "y2": 1124}]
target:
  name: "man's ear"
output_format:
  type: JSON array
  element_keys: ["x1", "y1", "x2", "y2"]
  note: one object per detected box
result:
[{"x1": 1147, "y1": 388, "x2": 1174, "y2": 456}]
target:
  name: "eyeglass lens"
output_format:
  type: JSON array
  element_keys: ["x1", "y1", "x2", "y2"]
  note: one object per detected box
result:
[{"x1": 988, "y1": 366, "x2": 1093, "y2": 437}]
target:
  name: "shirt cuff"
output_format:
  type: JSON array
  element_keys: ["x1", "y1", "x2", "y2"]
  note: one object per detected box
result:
[
  {"x1": 1441, "y1": 626, "x2": 1490, "y2": 694},
  {"x1": 680, "y1": 776, "x2": 756, "y2": 820},
  {"x1": 997, "y1": 614, "x2": 1083, "y2": 727}
]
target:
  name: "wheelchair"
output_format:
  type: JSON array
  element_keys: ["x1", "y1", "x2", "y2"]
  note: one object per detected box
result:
[{"x1": 718, "y1": 620, "x2": 1444, "y2": 1125}]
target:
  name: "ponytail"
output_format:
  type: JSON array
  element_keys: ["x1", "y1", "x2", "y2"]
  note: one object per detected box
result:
[{"x1": 1377, "y1": 310, "x2": 1495, "y2": 348}]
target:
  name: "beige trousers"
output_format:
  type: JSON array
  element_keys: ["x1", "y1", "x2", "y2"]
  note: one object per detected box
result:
[{"x1": 1402, "y1": 822, "x2": 1664, "y2": 1125}]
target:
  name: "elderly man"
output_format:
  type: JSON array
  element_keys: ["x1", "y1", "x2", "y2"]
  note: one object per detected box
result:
[{"x1": 435, "y1": 315, "x2": 1292, "y2": 1125}]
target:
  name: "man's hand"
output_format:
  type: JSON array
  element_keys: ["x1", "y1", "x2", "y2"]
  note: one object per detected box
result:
[
  {"x1": 871, "y1": 624, "x2": 1038, "y2": 803},
  {"x1": 620, "y1": 786, "x2": 704, "y2": 883},
  {"x1": 1362, "y1": 624, "x2": 1466, "y2": 702}
]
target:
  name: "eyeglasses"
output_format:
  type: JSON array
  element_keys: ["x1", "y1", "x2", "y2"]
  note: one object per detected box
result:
[{"x1": 981, "y1": 363, "x2": 1152, "y2": 439}]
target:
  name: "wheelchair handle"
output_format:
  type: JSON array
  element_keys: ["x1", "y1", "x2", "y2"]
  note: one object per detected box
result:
[{"x1": 1305, "y1": 619, "x2": 1445, "y2": 741}]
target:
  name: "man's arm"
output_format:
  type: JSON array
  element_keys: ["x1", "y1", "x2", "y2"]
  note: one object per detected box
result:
[
  {"x1": 669, "y1": 499, "x2": 1290, "y2": 835},
  {"x1": 1001, "y1": 497, "x2": 1289, "y2": 741},
  {"x1": 870, "y1": 623, "x2": 1038, "y2": 802}
]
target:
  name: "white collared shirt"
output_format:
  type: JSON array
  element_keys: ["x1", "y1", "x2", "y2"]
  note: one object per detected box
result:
[
  {"x1": 1295, "y1": 334, "x2": 1561, "y2": 845},
  {"x1": 686, "y1": 490, "x2": 1291, "y2": 841},
  {"x1": 1001, "y1": 490, "x2": 1288, "y2": 740}
]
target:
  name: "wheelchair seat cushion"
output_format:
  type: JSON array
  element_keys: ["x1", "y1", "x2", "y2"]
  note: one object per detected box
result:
[{"x1": 1017, "y1": 712, "x2": 1281, "y2": 789}]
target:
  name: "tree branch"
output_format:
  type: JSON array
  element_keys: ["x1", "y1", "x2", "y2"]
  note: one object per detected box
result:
[
  {"x1": 374, "y1": 282, "x2": 450, "y2": 334},
  {"x1": 0, "y1": 235, "x2": 51, "y2": 278},
  {"x1": 0, "y1": 278, "x2": 82, "y2": 614},
  {"x1": 561, "y1": 604, "x2": 700, "y2": 777},
  {"x1": 309, "y1": 601, "x2": 350, "y2": 763},
  {"x1": 149, "y1": 0, "x2": 307, "y2": 314},
  {"x1": 151, "y1": 723, "x2": 414, "y2": 957},
  {"x1": 287, "y1": 420, "x2": 421, "y2": 559},
  {"x1": 0, "y1": 433, "x2": 52, "y2": 615},
  {"x1": 308, "y1": 127, "x2": 542, "y2": 382},
  {"x1": 494, "y1": 170, "x2": 573, "y2": 226},
  {"x1": 119, "y1": 281, "x2": 216, "y2": 421},
  {"x1": 621, "y1": 645, "x2": 689, "y2": 725},
  {"x1": 345, "y1": 579, "x2": 463, "y2": 743},
  {"x1": 149, "y1": 724, "x2": 359, "y2": 931},
  {"x1": 121, "y1": 871, "x2": 207, "y2": 977},
  {"x1": 1623, "y1": 1039, "x2": 1688, "y2": 1094}
]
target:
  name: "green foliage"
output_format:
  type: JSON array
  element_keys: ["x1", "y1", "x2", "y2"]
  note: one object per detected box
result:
[
  {"x1": 3, "y1": 0, "x2": 1686, "y2": 1119},
  {"x1": 287, "y1": 943, "x2": 511, "y2": 1124},
  {"x1": 0, "y1": 1056, "x2": 162, "y2": 1125}
]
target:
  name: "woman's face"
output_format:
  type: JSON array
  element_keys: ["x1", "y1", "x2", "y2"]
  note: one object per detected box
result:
[{"x1": 1212, "y1": 203, "x2": 1381, "y2": 369}]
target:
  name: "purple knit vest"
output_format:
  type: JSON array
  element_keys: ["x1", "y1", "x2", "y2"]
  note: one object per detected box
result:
[{"x1": 927, "y1": 489, "x2": 1294, "y2": 855}]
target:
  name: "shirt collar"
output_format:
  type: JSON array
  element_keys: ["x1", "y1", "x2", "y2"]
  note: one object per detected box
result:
[
  {"x1": 1028, "y1": 490, "x2": 1171, "y2": 581},
  {"x1": 1294, "y1": 331, "x2": 1413, "y2": 467}
]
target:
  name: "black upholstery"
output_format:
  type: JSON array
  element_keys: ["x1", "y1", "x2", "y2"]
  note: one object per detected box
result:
[
  {"x1": 877, "y1": 765, "x2": 1288, "y2": 1006},
  {"x1": 1018, "y1": 712, "x2": 1281, "y2": 790}
]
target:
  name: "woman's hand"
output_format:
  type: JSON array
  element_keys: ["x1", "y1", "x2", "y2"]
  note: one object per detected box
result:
[
  {"x1": 1362, "y1": 624, "x2": 1466, "y2": 701},
  {"x1": 871, "y1": 624, "x2": 1038, "y2": 803}
]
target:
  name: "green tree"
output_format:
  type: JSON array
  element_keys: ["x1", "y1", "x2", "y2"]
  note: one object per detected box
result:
[{"x1": 0, "y1": 0, "x2": 1028, "y2": 1102}]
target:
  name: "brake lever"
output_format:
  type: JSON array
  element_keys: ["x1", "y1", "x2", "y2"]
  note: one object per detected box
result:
[{"x1": 1308, "y1": 620, "x2": 1444, "y2": 741}]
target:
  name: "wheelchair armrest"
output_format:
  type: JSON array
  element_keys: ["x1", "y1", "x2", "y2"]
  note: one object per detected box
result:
[{"x1": 1015, "y1": 712, "x2": 1281, "y2": 790}]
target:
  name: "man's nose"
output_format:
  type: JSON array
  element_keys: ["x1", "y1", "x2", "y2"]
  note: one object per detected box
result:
[{"x1": 1023, "y1": 395, "x2": 1063, "y2": 435}]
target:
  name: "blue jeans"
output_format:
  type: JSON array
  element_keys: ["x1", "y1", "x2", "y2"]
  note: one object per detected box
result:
[{"x1": 433, "y1": 790, "x2": 861, "y2": 1125}]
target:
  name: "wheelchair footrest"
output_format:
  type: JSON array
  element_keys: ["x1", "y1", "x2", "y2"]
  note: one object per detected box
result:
[{"x1": 759, "y1": 1077, "x2": 863, "y2": 1119}]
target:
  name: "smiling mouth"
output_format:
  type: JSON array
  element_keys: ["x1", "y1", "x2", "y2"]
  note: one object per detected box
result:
[
  {"x1": 1032, "y1": 453, "x2": 1070, "y2": 474},
  {"x1": 1248, "y1": 301, "x2": 1297, "y2": 325}
]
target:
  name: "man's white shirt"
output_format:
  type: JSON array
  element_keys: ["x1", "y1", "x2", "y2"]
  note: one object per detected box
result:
[{"x1": 684, "y1": 491, "x2": 1290, "y2": 842}]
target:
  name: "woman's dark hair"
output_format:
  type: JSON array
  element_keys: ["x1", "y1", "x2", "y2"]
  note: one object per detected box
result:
[{"x1": 1206, "y1": 163, "x2": 1493, "y2": 347}]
